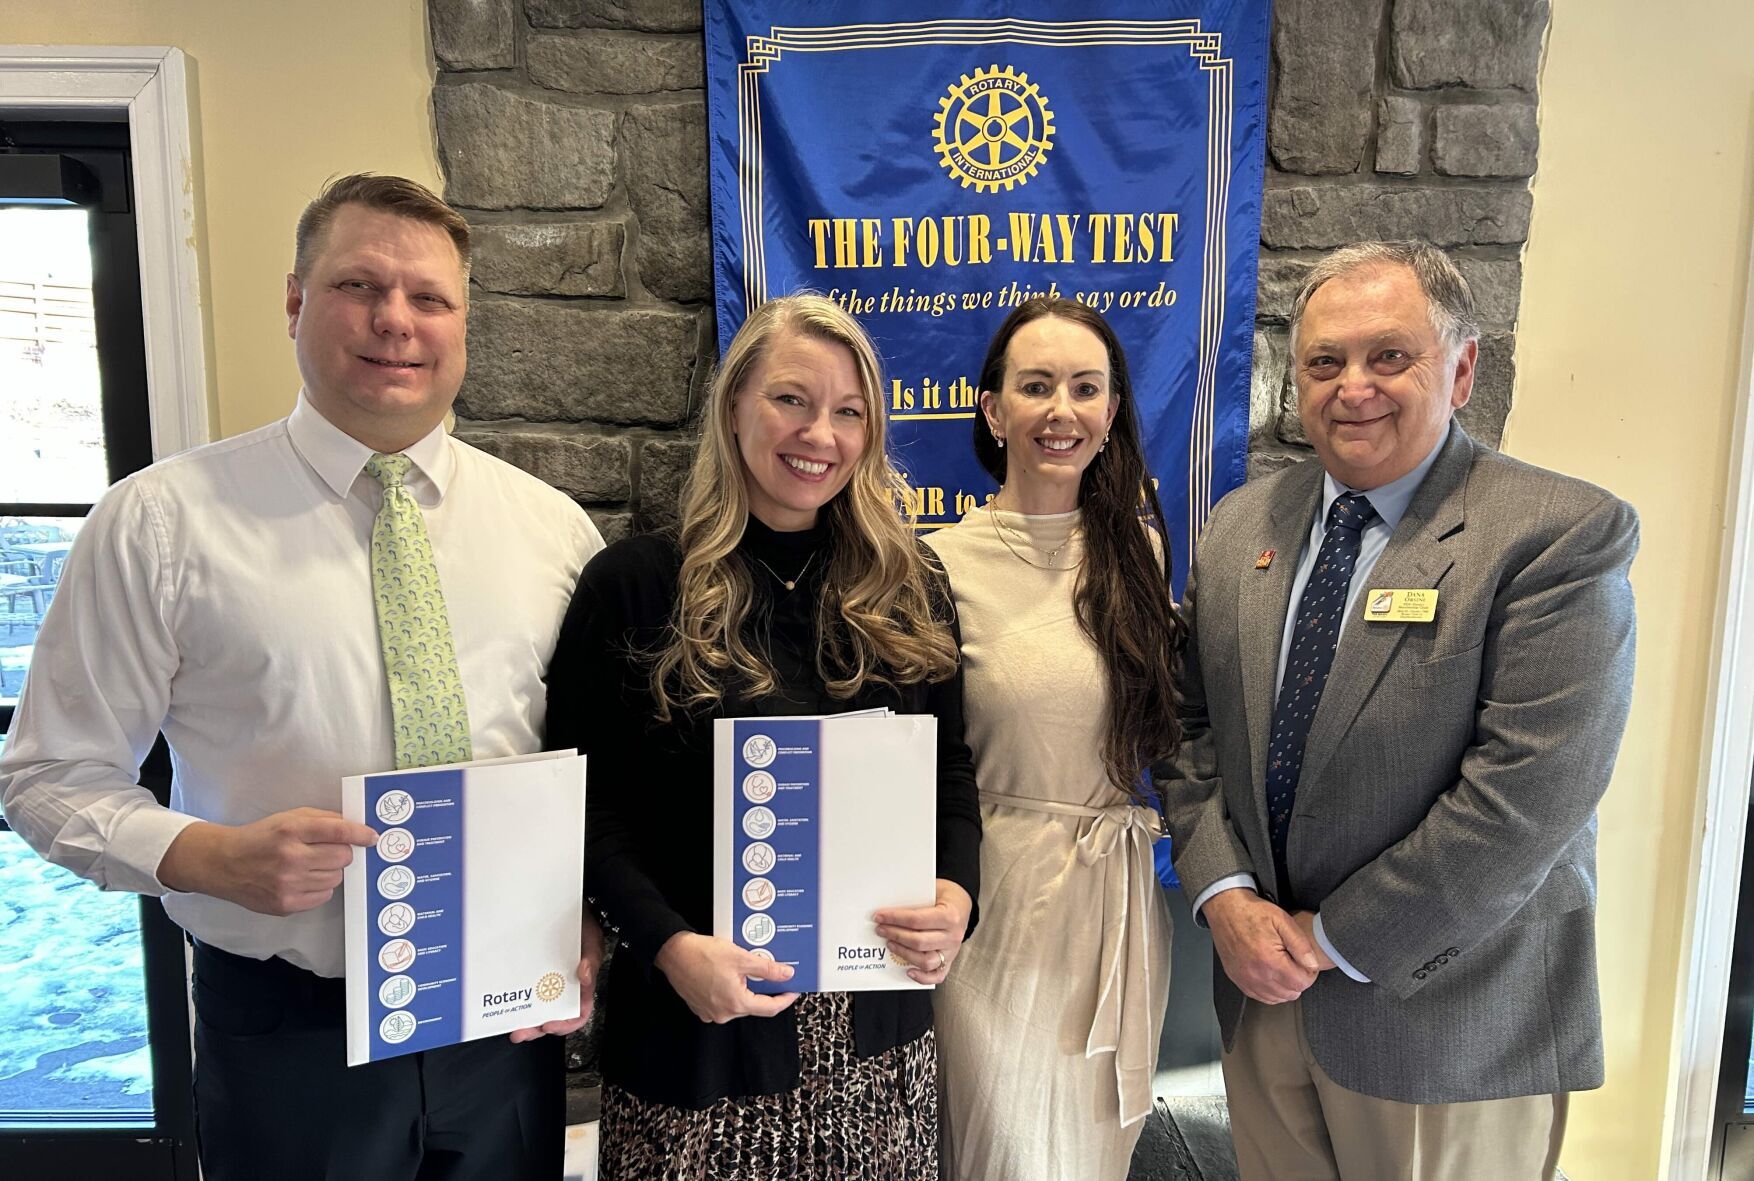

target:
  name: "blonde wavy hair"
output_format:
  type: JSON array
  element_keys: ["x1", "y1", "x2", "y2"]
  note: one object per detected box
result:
[{"x1": 650, "y1": 295, "x2": 959, "y2": 720}]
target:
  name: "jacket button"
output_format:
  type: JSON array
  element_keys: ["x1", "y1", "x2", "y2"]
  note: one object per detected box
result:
[
  {"x1": 1414, "y1": 969, "x2": 1428, "y2": 980},
  {"x1": 1435, "y1": 954, "x2": 1450, "y2": 966},
  {"x1": 1446, "y1": 947, "x2": 1460, "y2": 957}
]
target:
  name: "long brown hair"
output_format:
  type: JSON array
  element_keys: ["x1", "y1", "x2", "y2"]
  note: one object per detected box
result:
[
  {"x1": 973, "y1": 298, "x2": 1186, "y2": 798},
  {"x1": 650, "y1": 295, "x2": 958, "y2": 720}
]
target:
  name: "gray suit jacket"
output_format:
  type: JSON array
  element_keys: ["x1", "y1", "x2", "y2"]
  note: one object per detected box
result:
[{"x1": 1164, "y1": 425, "x2": 1637, "y2": 1104}]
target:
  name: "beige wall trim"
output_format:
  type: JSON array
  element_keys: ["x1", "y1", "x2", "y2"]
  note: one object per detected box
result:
[
  {"x1": 1668, "y1": 227, "x2": 1754, "y2": 1180},
  {"x1": 0, "y1": 45, "x2": 209, "y2": 458}
]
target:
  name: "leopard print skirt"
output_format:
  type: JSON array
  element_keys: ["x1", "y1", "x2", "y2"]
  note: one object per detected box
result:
[{"x1": 597, "y1": 992, "x2": 939, "y2": 1180}]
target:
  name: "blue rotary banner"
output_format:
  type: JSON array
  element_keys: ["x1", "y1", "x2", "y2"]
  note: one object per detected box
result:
[{"x1": 703, "y1": 3, "x2": 1270, "y2": 591}]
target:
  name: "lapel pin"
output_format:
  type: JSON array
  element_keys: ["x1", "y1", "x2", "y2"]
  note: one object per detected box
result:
[{"x1": 1255, "y1": 549, "x2": 1275, "y2": 570}]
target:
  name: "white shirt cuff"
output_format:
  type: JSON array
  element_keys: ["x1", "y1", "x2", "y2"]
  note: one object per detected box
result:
[
  {"x1": 1313, "y1": 912, "x2": 1370, "y2": 982},
  {"x1": 1191, "y1": 874, "x2": 1258, "y2": 923},
  {"x1": 63, "y1": 798, "x2": 200, "y2": 896}
]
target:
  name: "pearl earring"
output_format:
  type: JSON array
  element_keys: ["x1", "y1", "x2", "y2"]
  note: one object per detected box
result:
[{"x1": 995, "y1": 436, "x2": 1005, "y2": 449}]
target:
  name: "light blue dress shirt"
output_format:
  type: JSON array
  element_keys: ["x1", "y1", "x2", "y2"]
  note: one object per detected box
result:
[{"x1": 1191, "y1": 425, "x2": 1451, "y2": 984}]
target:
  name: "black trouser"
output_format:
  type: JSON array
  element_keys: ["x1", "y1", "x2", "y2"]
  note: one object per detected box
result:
[{"x1": 191, "y1": 941, "x2": 564, "y2": 1181}]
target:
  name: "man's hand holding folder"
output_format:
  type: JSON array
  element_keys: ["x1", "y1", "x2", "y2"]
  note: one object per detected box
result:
[{"x1": 509, "y1": 914, "x2": 607, "y2": 1042}]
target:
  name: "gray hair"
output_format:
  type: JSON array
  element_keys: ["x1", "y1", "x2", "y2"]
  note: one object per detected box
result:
[{"x1": 1288, "y1": 240, "x2": 1480, "y2": 355}]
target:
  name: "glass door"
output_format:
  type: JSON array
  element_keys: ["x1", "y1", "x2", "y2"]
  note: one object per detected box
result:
[{"x1": 0, "y1": 117, "x2": 195, "y2": 1180}]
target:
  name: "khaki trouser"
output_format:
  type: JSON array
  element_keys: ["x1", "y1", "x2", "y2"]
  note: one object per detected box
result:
[{"x1": 1221, "y1": 997, "x2": 1568, "y2": 1181}]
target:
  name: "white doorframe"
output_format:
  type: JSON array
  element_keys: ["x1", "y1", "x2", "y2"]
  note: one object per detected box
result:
[
  {"x1": 0, "y1": 45, "x2": 210, "y2": 457},
  {"x1": 1667, "y1": 226, "x2": 1754, "y2": 1178}
]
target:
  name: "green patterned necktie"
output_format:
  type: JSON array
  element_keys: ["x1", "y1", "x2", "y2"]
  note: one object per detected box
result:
[{"x1": 366, "y1": 453, "x2": 473, "y2": 770}]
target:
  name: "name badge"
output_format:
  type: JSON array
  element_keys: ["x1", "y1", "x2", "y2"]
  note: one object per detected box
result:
[{"x1": 1364, "y1": 588, "x2": 1437, "y2": 623}]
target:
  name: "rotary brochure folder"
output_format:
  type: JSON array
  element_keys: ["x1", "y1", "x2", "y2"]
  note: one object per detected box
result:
[
  {"x1": 713, "y1": 712, "x2": 937, "y2": 994},
  {"x1": 341, "y1": 749, "x2": 586, "y2": 1066}
]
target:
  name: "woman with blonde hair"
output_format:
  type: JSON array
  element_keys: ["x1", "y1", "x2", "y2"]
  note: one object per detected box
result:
[{"x1": 546, "y1": 294, "x2": 981, "y2": 1179}]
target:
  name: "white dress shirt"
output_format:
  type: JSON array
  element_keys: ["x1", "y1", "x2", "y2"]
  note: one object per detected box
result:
[
  {"x1": 0, "y1": 394, "x2": 602, "y2": 976},
  {"x1": 1193, "y1": 426, "x2": 1451, "y2": 982}
]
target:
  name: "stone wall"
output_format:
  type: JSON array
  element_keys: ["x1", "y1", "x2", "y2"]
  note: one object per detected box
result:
[
  {"x1": 1252, "y1": 0, "x2": 1548, "y2": 474},
  {"x1": 431, "y1": 0, "x2": 711, "y2": 547},
  {"x1": 431, "y1": 0, "x2": 1546, "y2": 520},
  {"x1": 425, "y1": 0, "x2": 1549, "y2": 1094}
]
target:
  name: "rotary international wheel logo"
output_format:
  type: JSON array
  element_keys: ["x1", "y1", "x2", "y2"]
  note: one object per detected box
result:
[
  {"x1": 535, "y1": 971, "x2": 567, "y2": 1003},
  {"x1": 933, "y1": 64, "x2": 1055, "y2": 194}
]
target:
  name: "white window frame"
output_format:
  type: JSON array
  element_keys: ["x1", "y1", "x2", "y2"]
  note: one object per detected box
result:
[
  {"x1": 0, "y1": 45, "x2": 209, "y2": 458},
  {"x1": 1669, "y1": 232, "x2": 1754, "y2": 1176}
]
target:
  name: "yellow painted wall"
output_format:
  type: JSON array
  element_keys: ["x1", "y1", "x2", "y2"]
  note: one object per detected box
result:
[
  {"x1": 0, "y1": 0, "x2": 441, "y2": 439},
  {"x1": 1514, "y1": 2, "x2": 1754, "y2": 1177}
]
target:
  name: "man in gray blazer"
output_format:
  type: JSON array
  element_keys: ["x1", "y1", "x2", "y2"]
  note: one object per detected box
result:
[{"x1": 1165, "y1": 240, "x2": 1636, "y2": 1179}]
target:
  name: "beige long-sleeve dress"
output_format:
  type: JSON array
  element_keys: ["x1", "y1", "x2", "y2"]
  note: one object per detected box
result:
[{"x1": 926, "y1": 506, "x2": 1172, "y2": 1181}]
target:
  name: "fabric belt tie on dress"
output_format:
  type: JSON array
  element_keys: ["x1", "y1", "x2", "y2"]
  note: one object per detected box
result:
[{"x1": 977, "y1": 790, "x2": 1164, "y2": 1127}]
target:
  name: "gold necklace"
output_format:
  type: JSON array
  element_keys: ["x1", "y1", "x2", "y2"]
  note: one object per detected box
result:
[
  {"x1": 988, "y1": 506, "x2": 1081, "y2": 571},
  {"x1": 750, "y1": 549, "x2": 818, "y2": 592}
]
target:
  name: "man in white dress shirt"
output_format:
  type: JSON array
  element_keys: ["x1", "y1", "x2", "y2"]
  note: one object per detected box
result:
[{"x1": 0, "y1": 174, "x2": 604, "y2": 1178}]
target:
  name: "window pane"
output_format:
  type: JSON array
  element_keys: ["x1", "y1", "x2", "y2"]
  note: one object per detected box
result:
[
  {"x1": 0, "y1": 207, "x2": 110, "y2": 503},
  {"x1": 1, "y1": 515, "x2": 84, "y2": 707},
  {"x1": 1746, "y1": 1042, "x2": 1754, "y2": 1114},
  {"x1": 0, "y1": 824, "x2": 156, "y2": 1128}
]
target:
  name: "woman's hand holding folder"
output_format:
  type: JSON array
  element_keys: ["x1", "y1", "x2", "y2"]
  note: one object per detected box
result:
[
  {"x1": 873, "y1": 878, "x2": 974, "y2": 985},
  {"x1": 656, "y1": 931, "x2": 800, "y2": 1023}
]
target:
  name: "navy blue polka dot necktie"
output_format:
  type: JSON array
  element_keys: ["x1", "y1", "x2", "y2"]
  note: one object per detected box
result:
[{"x1": 1265, "y1": 492, "x2": 1378, "y2": 905}]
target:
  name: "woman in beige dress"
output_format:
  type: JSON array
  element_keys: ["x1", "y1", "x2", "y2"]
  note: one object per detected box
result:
[{"x1": 927, "y1": 297, "x2": 1185, "y2": 1179}]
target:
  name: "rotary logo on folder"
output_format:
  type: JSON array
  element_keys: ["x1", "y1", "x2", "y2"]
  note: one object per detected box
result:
[
  {"x1": 341, "y1": 749, "x2": 587, "y2": 1065},
  {"x1": 712, "y1": 713, "x2": 937, "y2": 993}
]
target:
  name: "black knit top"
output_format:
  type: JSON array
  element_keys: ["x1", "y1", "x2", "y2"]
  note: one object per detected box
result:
[{"x1": 545, "y1": 517, "x2": 982, "y2": 1109}]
